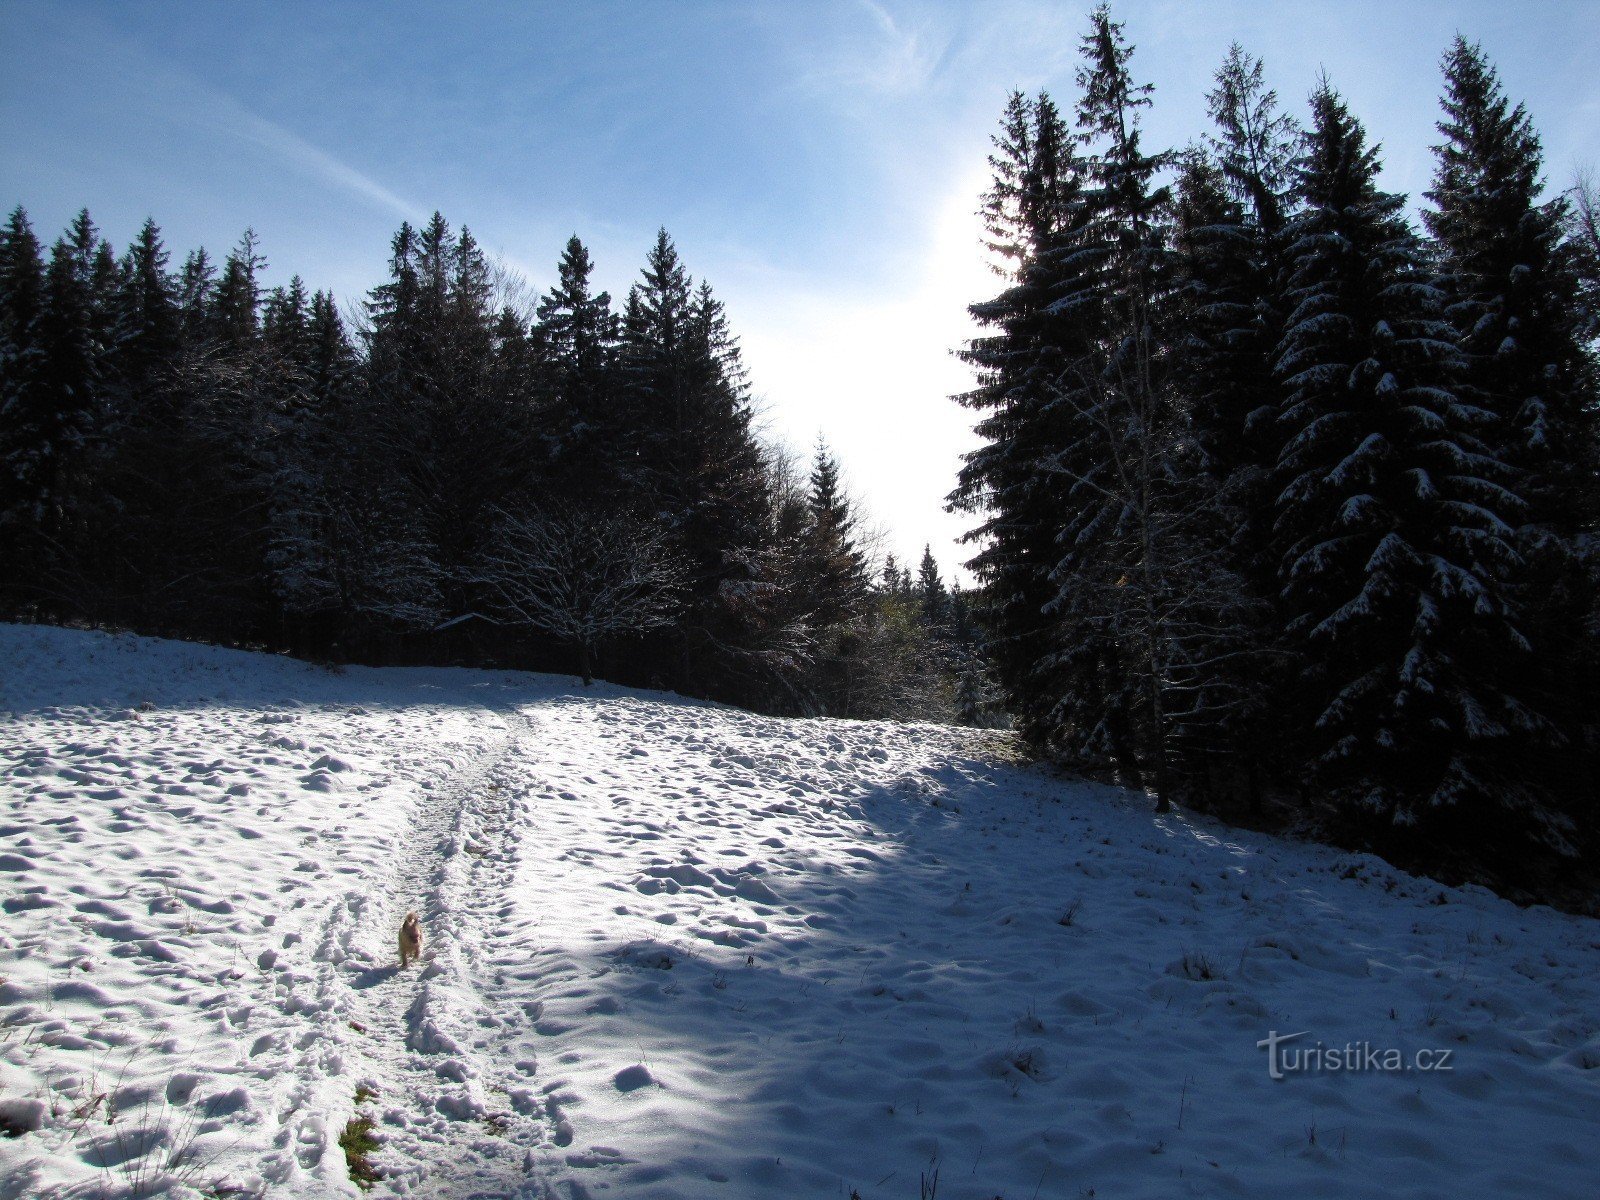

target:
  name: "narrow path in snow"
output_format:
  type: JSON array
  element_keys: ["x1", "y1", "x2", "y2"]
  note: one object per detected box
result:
[{"x1": 283, "y1": 704, "x2": 562, "y2": 1197}]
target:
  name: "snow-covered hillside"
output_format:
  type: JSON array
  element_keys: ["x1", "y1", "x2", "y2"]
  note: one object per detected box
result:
[{"x1": 2, "y1": 626, "x2": 1597, "y2": 1199}]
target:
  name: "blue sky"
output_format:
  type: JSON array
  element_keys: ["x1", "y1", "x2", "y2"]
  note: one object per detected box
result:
[{"x1": 4, "y1": 1, "x2": 1598, "y2": 581}]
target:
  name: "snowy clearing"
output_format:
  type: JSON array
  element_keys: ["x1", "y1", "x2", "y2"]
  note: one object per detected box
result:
[{"x1": 2, "y1": 624, "x2": 1598, "y2": 1199}]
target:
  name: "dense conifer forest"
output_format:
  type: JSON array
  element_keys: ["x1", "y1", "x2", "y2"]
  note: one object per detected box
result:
[
  {"x1": 4, "y1": 5, "x2": 1597, "y2": 896},
  {"x1": 0, "y1": 212, "x2": 984, "y2": 723},
  {"x1": 953, "y1": 10, "x2": 1598, "y2": 895}
]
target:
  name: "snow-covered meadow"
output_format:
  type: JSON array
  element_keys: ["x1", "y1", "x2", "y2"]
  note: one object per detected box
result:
[{"x1": 2, "y1": 624, "x2": 1598, "y2": 1198}]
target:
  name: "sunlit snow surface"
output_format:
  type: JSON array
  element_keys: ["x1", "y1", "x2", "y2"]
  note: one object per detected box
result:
[{"x1": 2, "y1": 625, "x2": 1597, "y2": 1198}]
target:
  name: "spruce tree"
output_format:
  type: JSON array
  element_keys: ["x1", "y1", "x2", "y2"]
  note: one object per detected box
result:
[
  {"x1": 946, "y1": 581, "x2": 978, "y2": 650},
  {"x1": 363, "y1": 215, "x2": 527, "y2": 628},
  {"x1": 262, "y1": 276, "x2": 333, "y2": 627},
  {"x1": 0, "y1": 209, "x2": 46, "y2": 479},
  {"x1": 1043, "y1": 3, "x2": 1183, "y2": 802},
  {"x1": 435, "y1": 223, "x2": 529, "y2": 612},
  {"x1": 1275, "y1": 83, "x2": 1553, "y2": 839},
  {"x1": 619, "y1": 229, "x2": 696, "y2": 501},
  {"x1": 366, "y1": 221, "x2": 421, "y2": 382},
  {"x1": 100, "y1": 218, "x2": 247, "y2": 632},
  {"x1": 116, "y1": 219, "x2": 182, "y2": 413},
  {"x1": 1170, "y1": 46, "x2": 1301, "y2": 803},
  {"x1": 1425, "y1": 40, "x2": 1599, "y2": 816},
  {"x1": 619, "y1": 231, "x2": 775, "y2": 699},
  {"x1": 4, "y1": 213, "x2": 126, "y2": 617},
  {"x1": 176, "y1": 248, "x2": 216, "y2": 346},
  {"x1": 0, "y1": 208, "x2": 50, "y2": 599},
  {"x1": 951, "y1": 90, "x2": 1091, "y2": 749},
  {"x1": 315, "y1": 287, "x2": 437, "y2": 635},
  {"x1": 682, "y1": 279, "x2": 768, "y2": 567},
  {"x1": 879, "y1": 553, "x2": 897, "y2": 594},
  {"x1": 1187, "y1": 45, "x2": 1299, "y2": 567},
  {"x1": 490, "y1": 303, "x2": 541, "y2": 469},
  {"x1": 359, "y1": 218, "x2": 444, "y2": 634},
  {"x1": 802, "y1": 442, "x2": 869, "y2": 629},
  {"x1": 916, "y1": 544, "x2": 948, "y2": 629},
  {"x1": 263, "y1": 276, "x2": 310, "y2": 357},
  {"x1": 31, "y1": 215, "x2": 107, "y2": 528},
  {"x1": 534, "y1": 235, "x2": 618, "y2": 495},
  {"x1": 213, "y1": 230, "x2": 265, "y2": 354},
  {"x1": 1425, "y1": 38, "x2": 1596, "y2": 537}
]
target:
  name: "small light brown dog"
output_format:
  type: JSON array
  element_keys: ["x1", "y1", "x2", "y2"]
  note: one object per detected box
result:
[{"x1": 398, "y1": 911, "x2": 423, "y2": 968}]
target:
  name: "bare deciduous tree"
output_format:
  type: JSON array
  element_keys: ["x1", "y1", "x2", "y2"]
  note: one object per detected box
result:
[
  {"x1": 1044, "y1": 350, "x2": 1275, "y2": 811},
  {"x1": 475, "y1": 506, "x2": 685, "y2": 684},
  {"x1": 1568, "y1": 167, "x2": 1600, "y2": 344}
]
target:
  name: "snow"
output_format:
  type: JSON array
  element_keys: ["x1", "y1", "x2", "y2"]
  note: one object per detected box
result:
[{"x1": 3, "y1": 624, "x2": 1599, "y2": 1199}]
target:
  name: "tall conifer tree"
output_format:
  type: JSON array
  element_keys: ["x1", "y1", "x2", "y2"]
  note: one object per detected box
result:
[
  {"x1": 1425, "y1": 39, "x2": 1596, "y2": 537},
  {"x1": 1425, "y1": 38, "x2": 1599, "y2": 825},
  {"x1": 952, "y1": 91, "x2": 1091, "y2": 748},
  {"x1": 534, "y1": 236, "x2": 618, "y2": 494},
  {"x1": 1275, "y1": 84, "x2": 1551, "y2": 838},
  {"x1": 1043, "y1": 4, "x2": 1182, "y2": 801}
]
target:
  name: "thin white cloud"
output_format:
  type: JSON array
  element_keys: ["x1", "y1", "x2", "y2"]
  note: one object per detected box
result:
[
  {"x1": 800, "y1": 0, "x2": 953, "y2": 98},
  {"x1": 857, "y1": 0, "x2": 901, "y2": 40},
  {"x1": 203, "y1": 97, "x2": 422, "y2": 225},
  {"x1": 50, "y1": 3, "x2": 425, "y2": 228}
]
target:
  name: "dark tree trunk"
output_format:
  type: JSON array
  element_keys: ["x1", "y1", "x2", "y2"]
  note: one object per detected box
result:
[{"x1": 1106, "y1": 709, "x2": 1145, "y2": 794}]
